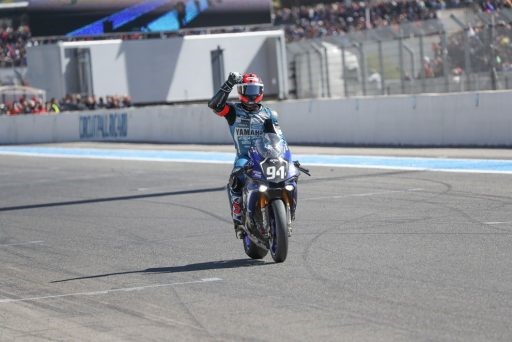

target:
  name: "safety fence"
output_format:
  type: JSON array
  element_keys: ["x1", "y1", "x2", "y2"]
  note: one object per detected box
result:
[{"x1": 286, "y1": 9, "x2": 512, "y2": 98}]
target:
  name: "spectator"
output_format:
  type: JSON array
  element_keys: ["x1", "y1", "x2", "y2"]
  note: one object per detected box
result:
[
  {"x1": 48, "y1": 98, "x2": 60, "y2": 113},
  {"x1": 367, "y1": 69, "x2": 382, "y2": 91},
  {"x1": 85, "y1": 96, "x2": 96, "y2": 110},
  {"x1": 8, "y1": 101, "x2": 21, "y2": 115},
  {"x1": 33, "y1": 101, "x2": 45, "y2": 114},
  {"x1": 97, "y1": 97, "x2": 106, "y2": 108},
  {"x1": 423, "y1": 57, "x2": 435, "y2": 78},
  {"x1": 452, "y1": 66, "x2": 464, "y2": 83},
  {"x1": 60, "y1": 94, "x2": 77, "y2": 111},
  {"x1": 122, "y1": 95, "x2": 132, "y2": 108}
]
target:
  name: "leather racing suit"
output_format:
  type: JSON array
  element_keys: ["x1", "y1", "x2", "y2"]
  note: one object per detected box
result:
[{"x1": 208, "y1": 75, "x2": 287, "y2": 227}]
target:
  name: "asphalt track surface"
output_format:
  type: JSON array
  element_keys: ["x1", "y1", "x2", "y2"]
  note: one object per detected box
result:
[{"x1": 1, "y1": 144, "x2": 512, "y2": 341}]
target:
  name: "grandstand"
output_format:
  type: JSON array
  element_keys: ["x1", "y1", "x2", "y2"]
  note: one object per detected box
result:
[{"x1": 0, "y1": 0, "x2": 511, "y2": 112}]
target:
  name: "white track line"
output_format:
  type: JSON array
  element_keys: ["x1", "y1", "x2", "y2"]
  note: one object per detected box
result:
[
  {"x1": 0, "y1": 241, "x2": 44, "y2": 247},
  {"x1": 0, "y1": 278, "x2": 222, "y2": 304}
]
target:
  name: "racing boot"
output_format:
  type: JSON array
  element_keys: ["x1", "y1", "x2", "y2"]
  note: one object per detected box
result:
[
  {"x1": 229, "y1": 190, "x2": 244, "y2": 239},
  {"x1": 234, "y1": 223, "x2": 245, "y2": 239}
]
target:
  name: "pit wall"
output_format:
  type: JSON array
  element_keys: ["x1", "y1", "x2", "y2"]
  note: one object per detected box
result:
[{"x1": 1, "y1": 91, "x2": 511, "y2": 146}]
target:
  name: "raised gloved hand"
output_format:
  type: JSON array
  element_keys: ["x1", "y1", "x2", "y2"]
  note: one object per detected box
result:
[{"x1": 226, "y1": 72, "x2": 243, "y2": 86}]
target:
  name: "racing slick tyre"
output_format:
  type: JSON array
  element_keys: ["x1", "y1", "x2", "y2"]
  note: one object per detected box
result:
[{"x1": 269, "y1": 199, "x2": 288, "y2": 263}]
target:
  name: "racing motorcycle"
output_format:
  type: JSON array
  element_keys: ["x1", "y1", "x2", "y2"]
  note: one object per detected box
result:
[{"x1": 237, "y1": 121, "x2": 310, "y2": 263}]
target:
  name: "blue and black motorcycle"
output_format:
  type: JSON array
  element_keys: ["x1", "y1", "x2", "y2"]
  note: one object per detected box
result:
[{"x1": 238, "y1": 124, "x2": 310, "y2": 263}]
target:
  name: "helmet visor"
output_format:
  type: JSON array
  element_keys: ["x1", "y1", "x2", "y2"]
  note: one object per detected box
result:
[{"x1": 238, "y1": 83, "x2": 263, "y2": 96}]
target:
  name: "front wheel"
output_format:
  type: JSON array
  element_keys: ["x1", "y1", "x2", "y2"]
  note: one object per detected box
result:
[
  {"x1": 269, "y1": 200, "x2": 289, "y2": 263},
  {"x1": 243, "y1": 234, "x2": 268, "y2": 259}
]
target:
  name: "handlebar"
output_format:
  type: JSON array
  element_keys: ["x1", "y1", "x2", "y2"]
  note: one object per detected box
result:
[{"x1": 293, "y1": 161, "x2": 311, "y2": 176}]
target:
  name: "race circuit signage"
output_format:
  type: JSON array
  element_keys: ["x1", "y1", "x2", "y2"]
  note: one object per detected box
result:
[{"x1": 79, "y1": 113, "x2": 128, "y2": 140}]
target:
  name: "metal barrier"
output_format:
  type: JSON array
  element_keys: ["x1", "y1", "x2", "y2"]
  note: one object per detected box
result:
[
  {"x1": 0, "y1": 85, "x2": 46, "y2": 109},
  {"x1": 287, "y1": 9, "x2": 512, "y2": 98}
]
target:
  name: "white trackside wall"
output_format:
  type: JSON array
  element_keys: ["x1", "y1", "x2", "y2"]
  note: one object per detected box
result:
[{"x1": 1, "y1": 91, "x2": 512, "y2": 146}]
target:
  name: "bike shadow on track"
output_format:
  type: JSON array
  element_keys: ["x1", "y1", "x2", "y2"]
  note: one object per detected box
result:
[
  {"x1": 0, "y1": 186, "x2": 226, "y2": 212},
  {"x1": 50, "y1": 259, "x2": 269, "y2": 283}
]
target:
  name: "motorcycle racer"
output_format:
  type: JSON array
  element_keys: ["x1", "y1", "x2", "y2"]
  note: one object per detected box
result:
[{"x1": 208, "y1": 72, "x2": 288, "y2": 238}]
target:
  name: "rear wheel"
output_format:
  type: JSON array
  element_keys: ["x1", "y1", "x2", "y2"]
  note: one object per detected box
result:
[
  {"x1": 243, "y1": 234, "x2": 268, "y2": 259},
  {"x1": 269, "y1": 200, "x2": 288, "y2": 263}
]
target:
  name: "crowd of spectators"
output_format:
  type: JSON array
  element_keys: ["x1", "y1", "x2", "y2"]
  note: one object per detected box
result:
[
  {"x1": 275, "y1": 0, "x2": 512, "y2": 42},
  {"x1": 0, "y1": 21, "x2": 30, "y2": 67},
  {"x1": 0, "y1": 95, "x2": 45, "y2": 115},
  {"x1": 279, "y1": 0, "x2": 473, "y2": 7},
  {"x1": 1, "y1": 0, "x2": 511, "y2": 67},
  {"x1": 445, "y1": 19, "x2": 512, "y2": 74},
  {"x1": 478, "y1": 0, "x2": 512, "y2": 12},
  {"x1": 59, "y1": 93, "x2": 132, "y2": 112},
  {"x1": 0, "y1": 0, "x2": 510, "y2": 104},
  {"x1": 0, "y1": 94, "x2": 132, "y2": 115},
  {"x1": 275, "y1": 1, "x2": 439, "y2": 41}
]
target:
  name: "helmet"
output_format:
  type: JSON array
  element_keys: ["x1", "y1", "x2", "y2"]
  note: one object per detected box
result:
[{"x1": 237, "y1": 73, "x2": 264, "y2": 107}]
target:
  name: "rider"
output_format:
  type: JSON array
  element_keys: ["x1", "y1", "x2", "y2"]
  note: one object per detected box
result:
[{"x1": 208, "y1": 72, "x2": 287, "y2": 238}]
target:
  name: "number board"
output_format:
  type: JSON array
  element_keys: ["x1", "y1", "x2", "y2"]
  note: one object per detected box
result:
[{"x1": 260, "y1": 158, "x2": 288, "y2": 181}]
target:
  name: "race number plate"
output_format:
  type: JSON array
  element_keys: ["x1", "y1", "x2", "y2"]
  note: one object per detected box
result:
[{"x1": 260, "y1": 158, "x2": 288, "y2": 181}]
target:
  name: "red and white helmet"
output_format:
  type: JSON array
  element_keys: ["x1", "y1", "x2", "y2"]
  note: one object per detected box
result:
[{"x1": 237, "y1": 73, "x2": 264, "y2": 105}]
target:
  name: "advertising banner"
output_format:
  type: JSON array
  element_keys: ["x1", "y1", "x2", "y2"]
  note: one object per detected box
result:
[{"x1": 26, "y1": 0, "x2": 273, "y2": 37}]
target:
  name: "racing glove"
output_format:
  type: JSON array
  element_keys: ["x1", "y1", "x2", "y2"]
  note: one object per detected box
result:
[
  {"x1": 208, "y1": 72, "x2": 242, "y2": 112},
  {"x1": 223, "y1": 72, "x2": 243, "y2": 91}
]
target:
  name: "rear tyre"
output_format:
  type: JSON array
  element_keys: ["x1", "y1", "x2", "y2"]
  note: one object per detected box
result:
[
  {"x1": 243, "y1": 234, "x2": 268, "y2": 259},
  {"x1": 269, "y1": 200, "x2": 288, "y2": 263}
]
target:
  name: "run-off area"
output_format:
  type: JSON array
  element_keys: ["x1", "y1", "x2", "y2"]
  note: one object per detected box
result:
[{"x1": 0, "y1": 153, "x2": 511, "y2": 341}]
